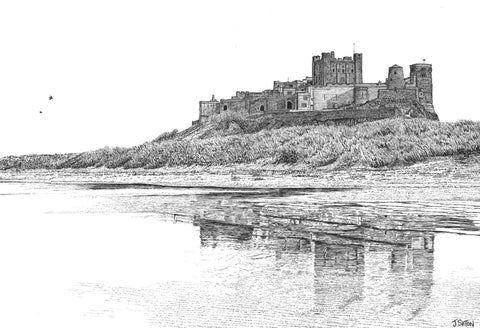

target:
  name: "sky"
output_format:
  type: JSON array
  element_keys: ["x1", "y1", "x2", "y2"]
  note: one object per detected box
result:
[{"x1": 0, "y1": 0, "x2": 479, "y2": 158}]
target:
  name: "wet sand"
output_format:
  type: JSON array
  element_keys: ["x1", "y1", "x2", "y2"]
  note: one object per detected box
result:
[{"x1": 1, "y1": 154, "x2": 480, "y2": 191}]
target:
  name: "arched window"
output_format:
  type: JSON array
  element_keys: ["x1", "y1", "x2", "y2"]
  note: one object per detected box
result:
[
  {"x1": 287, "y1": 101, "x2": 293, "y2": 110},
  {"x1": 223, "y1": 105, "x2": 227, "y2": 111},
  {"x1": 260, "y1": 105, "x2": 265, "y2": 111}
]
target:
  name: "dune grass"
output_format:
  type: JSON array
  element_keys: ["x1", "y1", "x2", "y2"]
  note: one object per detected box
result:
[{"x1": 1, "y1": 114, "x2": 480, "y2": 171}]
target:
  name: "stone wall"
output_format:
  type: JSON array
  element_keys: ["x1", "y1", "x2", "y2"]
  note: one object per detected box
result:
[
  {"x1": 256, "y1": 107, "x2": 397, "y2": 126},
  {"x1": 378, "y1": 88, "x2": 417, "y2": 102},
  {"x1": 218, "y1": 92, "x2": 289, "y2": 116},
  {"x1": 267, "y1": 94, "x2": 288, "y2": 112},
  {"x1": 312, "y1": 85, "x2": 354, "y2": 110},
  {"x1": 354, "y1": 84, "x2": 386, "y2": 105},
  {"x1": 219, "y1": 98, "x2": 248, "y2": 114},
  {"x1": 249, "y1": 97, "x2": 267, "y2": 114},
  {"x1": 364, "y1": 84, "x2": 387, "y2": 102}
]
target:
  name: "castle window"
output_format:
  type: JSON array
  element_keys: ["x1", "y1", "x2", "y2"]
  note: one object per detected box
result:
[
  {"x1": 223, "y1": 105, "x2": 227, "y2": 111},
  {"x1": 301, "y1": 103, "x2": 307, "y2": 108},
  {"x1": 421, "y1": 73, "x2": 426, "y2": 77},
  {"x1": 287, "y1": 101, "x2": 293, "y2": 110},
  {"x1": 332, "y1": 69, "x2": 335, "y2": 72},
  {"x1": 394, "y1": 71, "x2": 397, "y2": 75},
  {"x1": 260, "y1": 105, "x2": 265, "y2": 111},
  {"x1": 351, "y1": 69, "x2": 354, "y2": 73},
  {"x1": 303, "y1": 95, "x2": 309, "y2": 101}
]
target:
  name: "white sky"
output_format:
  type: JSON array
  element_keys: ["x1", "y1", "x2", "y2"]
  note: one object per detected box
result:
[{"x1": 0, "y1": 0, "x2": 478, "y2": 158}]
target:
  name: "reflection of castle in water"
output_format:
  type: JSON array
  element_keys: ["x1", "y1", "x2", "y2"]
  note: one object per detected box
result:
[
  {"x1": 312, "y1": 239, "x2": 434, "y2": 321},
  {"x1": 199, "y1": 220, "x2": 254, "y2": 248},
  {"x1": 197, "y1": 212, "x2": 435, "y2": 321}
]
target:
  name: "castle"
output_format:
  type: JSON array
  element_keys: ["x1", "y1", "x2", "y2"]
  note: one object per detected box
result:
[{"x1": 197, "y1": 51, "x2": 437, "y2": 124}]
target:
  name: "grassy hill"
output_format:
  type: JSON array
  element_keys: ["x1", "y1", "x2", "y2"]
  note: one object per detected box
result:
[{"x1": 1, "y1": 113, "x2": 480, "y2": 171}]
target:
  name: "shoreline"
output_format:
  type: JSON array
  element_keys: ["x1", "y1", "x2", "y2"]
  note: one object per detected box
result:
[{"x1": 1, "y1": 154, "x2": 480, "y2": 189}]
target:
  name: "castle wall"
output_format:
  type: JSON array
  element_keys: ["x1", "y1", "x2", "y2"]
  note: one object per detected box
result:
[
  {"x1": 268, "y1": 95, "x2": 287, "y2": 112},
  {"x1": 219, "y1": 98, "x2": 249, "y2": 115},
  {"x1": 367, "y1": 84, "x2": 387, "y2": 101},
  {"x1": 312, "y1": 85, "x2": 354, "y2": 110},
  {"x1": 218, "y1": 93, "x2": 289, "y2": 115},
  {"x1": 355, "y1": 87, "x2": 369, "y2": 104},
  {"x1": 256, "y1": 107, "x2": 397, "y2": 125},
  {"x1": 249, "y1": 97, "x2": 267, "y2": 113},
  {"x1": 356, "y1": 83, "x2": 387, "y2": 103},
  {"x1": 236, "y1": 91, "x2": 262, "y2": 99},
  {"x1": 378, "y1": 88, "x2": 417, "y2": 102}
]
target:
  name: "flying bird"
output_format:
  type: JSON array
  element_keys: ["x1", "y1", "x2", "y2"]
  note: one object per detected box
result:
[
  {"x1": 49, "y1": 95, "x2": 53, "y2": 100},
  {"x1": 39, "y1": 111, "x2": 43, "y2": 114}
]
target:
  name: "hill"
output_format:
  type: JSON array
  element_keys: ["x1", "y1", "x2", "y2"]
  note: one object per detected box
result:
[{"x1": 1, "y1": 113, "x2": 479, "y2": 171}]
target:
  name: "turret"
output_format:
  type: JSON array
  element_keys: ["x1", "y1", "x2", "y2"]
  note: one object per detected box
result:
[
  {"x1": 410, "y1": 63, "x2": 433, "y2": 104},
  {"x1": 387, "y1": 65, "x2": 405, "y2": 90}
]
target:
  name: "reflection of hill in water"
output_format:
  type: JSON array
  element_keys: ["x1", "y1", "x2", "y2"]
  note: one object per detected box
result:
[
  {"x1": 83, "y1": 183, "x2": 480, "y2": 235},
  {"x1": 191, "y1": 186, "x2": 480, "y2": 237}
]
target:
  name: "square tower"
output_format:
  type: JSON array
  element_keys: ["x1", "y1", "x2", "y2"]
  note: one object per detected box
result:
[{"x1": 312, "y1": 51, "x2": 363, "y2": 86}]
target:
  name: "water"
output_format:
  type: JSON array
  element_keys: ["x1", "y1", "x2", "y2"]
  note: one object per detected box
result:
[{"x1": 1, "y1": 180, "x2": 480, "y2": 328}]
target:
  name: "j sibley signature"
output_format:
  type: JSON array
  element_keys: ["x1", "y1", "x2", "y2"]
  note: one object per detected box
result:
[{"x1": 452, "y1": 319, "x2": 475, "y2": 327}]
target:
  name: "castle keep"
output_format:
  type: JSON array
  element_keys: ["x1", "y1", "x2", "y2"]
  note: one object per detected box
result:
[{"x1": 197, "y1": 51, "x2": 437, "y2": 123}]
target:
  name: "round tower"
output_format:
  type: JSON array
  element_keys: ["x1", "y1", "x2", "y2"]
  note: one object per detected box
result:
[
  {"x1": 387, "y1": 64, "x2": 405, "y2": 90},
  {"x1": 410, "y1": 63, "x2": 433, "y2": 104}
]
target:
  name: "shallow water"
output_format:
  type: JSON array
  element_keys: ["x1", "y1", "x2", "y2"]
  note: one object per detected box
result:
[{"x1": 0, "y1": 180, "x2": 479, "y2": 328}]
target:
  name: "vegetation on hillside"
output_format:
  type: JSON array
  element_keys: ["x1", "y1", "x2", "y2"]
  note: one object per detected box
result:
[{"x1": 1, "y1": 113, "x2": 480, "y2": 170}]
